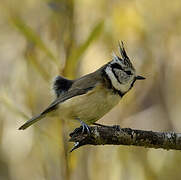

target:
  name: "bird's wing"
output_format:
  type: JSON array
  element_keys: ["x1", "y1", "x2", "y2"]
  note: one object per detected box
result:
[
  {"x1": 42, "y1": 67, "x2": 105, "y2": 115},
  {"x1": 18, "y1": 86, "x2": 95, "y2": 130},
  {"x1": 41, "y1": 86, "x2": 94, "y2": 115}
]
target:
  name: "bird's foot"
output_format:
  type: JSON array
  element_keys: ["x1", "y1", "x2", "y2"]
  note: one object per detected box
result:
[{"x1": 77, "y1": 119, "x2": 91, "y2": 135}]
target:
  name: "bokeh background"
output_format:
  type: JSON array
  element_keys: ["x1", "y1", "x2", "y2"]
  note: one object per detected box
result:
[{"x1": 1, "y1": 0, "x2": 181, "y2": 179}]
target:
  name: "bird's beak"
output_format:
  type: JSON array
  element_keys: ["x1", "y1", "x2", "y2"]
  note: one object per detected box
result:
[{"x1": 136, "y1": 75, "x2": 146, "y2": 80}]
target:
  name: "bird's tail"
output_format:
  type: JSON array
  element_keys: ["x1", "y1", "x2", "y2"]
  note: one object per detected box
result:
[{"x1": 18, "y1": 114, "x2": 45, "y2": 130}]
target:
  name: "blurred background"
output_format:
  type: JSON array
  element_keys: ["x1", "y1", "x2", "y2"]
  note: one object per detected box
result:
[{"x1": 0, "y1": 0, "x2": 181, "y2": 179}]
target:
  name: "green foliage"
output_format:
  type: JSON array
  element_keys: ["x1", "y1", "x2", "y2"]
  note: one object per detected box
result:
[
  {"x1": 10, "y1": 15, "x2": 59, "y2": 66},
  {"x1": 64, "y1": 21, "x2": 104, "y2": 78}
]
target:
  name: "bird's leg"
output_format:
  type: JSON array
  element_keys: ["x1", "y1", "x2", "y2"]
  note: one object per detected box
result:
[{"x1": 76, "y1": 118, "x2": 91, "y2": 135}]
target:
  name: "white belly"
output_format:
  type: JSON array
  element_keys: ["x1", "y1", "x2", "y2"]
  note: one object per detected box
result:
[{"x1": 58, "y1": 85, "x2": 121, "y2": 124}]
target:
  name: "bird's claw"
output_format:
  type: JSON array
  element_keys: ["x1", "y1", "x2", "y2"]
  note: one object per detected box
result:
[
  {"x1": 80, "y1": 121, "x2": 91, "y2": 135},
  {"x1": 76, "y1": 118, "x2": 91, "y2": 135}
]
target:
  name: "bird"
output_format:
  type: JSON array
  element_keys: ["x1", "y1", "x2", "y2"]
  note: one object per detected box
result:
[{"x1": 19, "y1": 42, "x2": 145, "y2": 133}]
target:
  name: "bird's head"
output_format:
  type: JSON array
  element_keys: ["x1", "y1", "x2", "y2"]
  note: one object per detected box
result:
[{"x1": 105, "y1": 42, "x2": 145, "y2": 95}]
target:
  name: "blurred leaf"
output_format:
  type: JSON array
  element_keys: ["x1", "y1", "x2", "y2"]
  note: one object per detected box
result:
[
  {"x1": 9, "y1": 15, "x2": 60, "y2": 67},
  {"x1": 27, "y1": 53, "x2": 50, "y2": 82},
  {"x1": 0, "y1": 94, "x2": 29, "y2": 120},
  {"x1": 64, "y1": 21, "x2": 104, "y2": 78}
]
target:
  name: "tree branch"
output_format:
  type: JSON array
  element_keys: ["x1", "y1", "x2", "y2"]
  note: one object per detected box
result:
[{"x1": 69, "y1": 125, "x2": 181, "y2": 152}]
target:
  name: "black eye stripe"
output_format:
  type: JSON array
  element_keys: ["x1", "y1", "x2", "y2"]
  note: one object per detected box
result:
[
  {"x1": 111, "y1": 63, "x2": 132, "y2": 75},
  {"x1": 125, "y1": 70, "x2": 132, "y2": 75},
  {"x1": 111, "y1": 67, "x2": 122, "y2": 84},
  {"x1": 111, "y1": 63, "x2": 124, "y2": 70}
]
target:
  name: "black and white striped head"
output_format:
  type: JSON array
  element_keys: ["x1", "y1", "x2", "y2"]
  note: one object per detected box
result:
[{"x1": 105, "y1": 42, "x2": 145, "y2": 95}]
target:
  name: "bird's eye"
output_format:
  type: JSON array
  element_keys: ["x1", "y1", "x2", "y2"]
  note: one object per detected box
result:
[{"x1": 125, "y1": 70, "x2": 132, "y2": 75}]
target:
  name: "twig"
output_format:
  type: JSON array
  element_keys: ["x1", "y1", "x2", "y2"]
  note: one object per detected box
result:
[{"x1": 69, "y1": 125, "x2": 181, "y2": 152}]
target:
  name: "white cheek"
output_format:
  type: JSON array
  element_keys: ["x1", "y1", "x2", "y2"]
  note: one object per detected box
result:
[
  {"x1": 105, "y1": 66, "x2": 130, "y2": 93},
  {"x1": 105, "y1": 67, "x2": 121, "y2": 90}
]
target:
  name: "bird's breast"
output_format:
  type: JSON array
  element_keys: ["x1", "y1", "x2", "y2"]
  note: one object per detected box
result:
[{"x1": 58, "y1": 85, "x2": 121, "y2": 124}]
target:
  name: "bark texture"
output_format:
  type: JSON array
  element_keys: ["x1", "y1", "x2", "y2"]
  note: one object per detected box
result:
[{"x1": 69, "y1": 125, "x2": 181, "y2": 152}]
